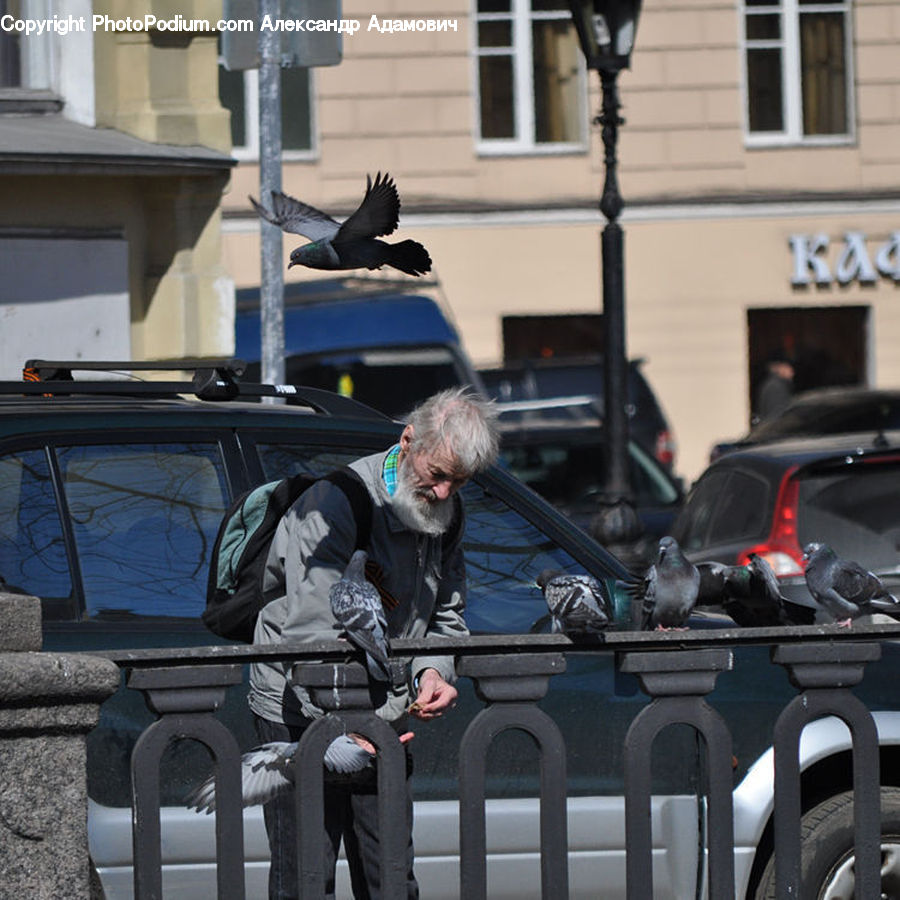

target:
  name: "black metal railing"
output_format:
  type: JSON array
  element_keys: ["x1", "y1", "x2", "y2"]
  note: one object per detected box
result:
[{"x1": 96, "y1": 623, "x2": 900, "y2": 900}]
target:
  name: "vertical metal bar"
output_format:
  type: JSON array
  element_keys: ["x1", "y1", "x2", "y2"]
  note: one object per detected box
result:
[
  {"x1": 598, "y1": 67, "x2": 627, "y2": 501},
  {"x1": 259, "y1": 0, "x2": 285, "y2": 388},
  {"x1": 295, "y1": 712, "x2": 408, "y2": 899},
  {"x1": 128, "y1": 666, "x2": 245, "y2": 900},
  {"x1": 457, "y1": 654, "x2": 569, "y2": 900},
  {"x1": 771, "y1": 643, "x2": 882, "y2": 900},
  {"x1": 459, "y1": 704, "x2": 569, "y2": 900},
  {"x1": 619, "y1": 649, "x2": 734, "y2": 900}
]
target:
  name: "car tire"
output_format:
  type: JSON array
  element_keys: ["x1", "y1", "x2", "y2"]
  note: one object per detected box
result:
[{"x1": 754, "y1": 787, "x2": 900, "y2": 899}]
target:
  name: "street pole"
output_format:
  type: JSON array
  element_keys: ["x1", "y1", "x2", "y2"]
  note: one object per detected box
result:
[
  {"x1": 259, "y1": 0, "x2": 285, "y2": 389},
  {"x1": 589, "y1": 66, "x2": 644, "y2": 558}
]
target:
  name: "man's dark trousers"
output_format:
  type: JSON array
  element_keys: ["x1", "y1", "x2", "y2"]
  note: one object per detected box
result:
[{"x1": 254, "y1": 715, "x2": 419, "y2": 900}]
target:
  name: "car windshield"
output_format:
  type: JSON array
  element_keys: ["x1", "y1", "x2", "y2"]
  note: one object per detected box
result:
[
  {"x1": 751, "y1": 395, "x2": 900, "y2": 441},
  {"x1": 501, "y1": 435, "x2": 679, "y2": 509},
  {"x1": 797, "y1": 458, "x2": 900, "y2": 573}
]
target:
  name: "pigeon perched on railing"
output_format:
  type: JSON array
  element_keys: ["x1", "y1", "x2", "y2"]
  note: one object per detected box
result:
[
  {"x1": 636, "y1": 536, "x2": 700, "y2": 631},
  {"x1": 697, "y1": 554, "x2": 814, "y2": 627},
  {"x1": 250, "y1": 172, "x2": 432, "y2": 276},
  {"x1": 536, "y1": 569, "x2": 611, "y2": 634},
  {"x1": 186, "y1": 735, "x2": 375, "y2": 814},
  {"x1": 330, "y1": 550, "x2": 391, "y2": 681},
  {"x1": 803, "y1": 542, "x2": 900, "y2": 627}
]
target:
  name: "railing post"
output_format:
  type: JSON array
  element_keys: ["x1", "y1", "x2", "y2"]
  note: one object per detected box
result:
[
  {"x1": 128, "y1": 664, "x2": 246, "y2": 900},
  {"x1": 618, "y1": 647, "x2": 735, "y2": 900},
  {"x1": 292, "y1": 661, "x2": 409, "y2": 900},
  {"x1": 456, "y1": 653, "x2": 569, "y2": 900},
  {"x1": 0, "y1": 591, "x2": 119, "y2": 898},
  {"x1": 771, "y1": 641, "x2": 882, "y2": 900}
]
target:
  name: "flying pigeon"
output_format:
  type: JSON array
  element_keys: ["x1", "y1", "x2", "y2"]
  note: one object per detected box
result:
[
  {"x1": 536, "y1": 569, "x2": 611, "y2": 634},
  {"x1": 249, "y1": 172, "x2": 432, "y2": 276},
  {"x1": 638, "y1": 536, "x2": 701, "y2": 631},
  {"x1": 186, "y1": 735, "x2": 375, "y2": 814},
  {"x1": 330, "y1": 550, "x2": 391, "y2": 681},
  {"x1": 803, "y1": 542, "x2": 900, "y2": 627}
]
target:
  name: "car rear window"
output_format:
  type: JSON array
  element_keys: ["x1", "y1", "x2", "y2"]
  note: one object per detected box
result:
[
  {"x1": 797, "y1": 460, "x2": 900, "y2": 572},
  {"x1": 675, "y1": 468, "x2": 769, "y2": 550}
]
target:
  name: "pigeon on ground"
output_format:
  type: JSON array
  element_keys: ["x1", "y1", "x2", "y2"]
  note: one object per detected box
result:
[
  {"x1": 186, "y1": 735, "x2": 374, "y2": 814},
  {"x1": 696, "y1": 555, "x2": 815, "y2": 627},
  {"x1": 330, "y1": 550, "x2": 391, "y2": 681},
  {"x1": 638, "y1": 536, "x2": 701, "y2": 631},
  {"x1": 250, "y1": 172, "x2": 432, "y2": 276},
  {"x1": 803, "y1": 542, "x2": 900, "y2": 626},
  {"x1": 536, "y1": 569, "x2": 611, "y2": 634}
]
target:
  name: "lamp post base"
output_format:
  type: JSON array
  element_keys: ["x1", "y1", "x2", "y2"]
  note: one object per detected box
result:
[{"x1": 589, "y1": 494, "x2": 653, "y2": 569}]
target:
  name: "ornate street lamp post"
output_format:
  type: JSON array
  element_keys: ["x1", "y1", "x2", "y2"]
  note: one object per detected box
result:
[{"x1": 568, "y1": 0, "x2": 645, "y2": 559}]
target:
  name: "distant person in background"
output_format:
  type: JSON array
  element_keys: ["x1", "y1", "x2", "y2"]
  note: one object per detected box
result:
[{"x1": 756, "y1": 354, "x2": 795, "y2": 421}]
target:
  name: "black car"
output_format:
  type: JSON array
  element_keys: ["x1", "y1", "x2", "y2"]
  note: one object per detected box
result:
[
  {"x1": 673, "y1": 430, "x2": 900, "y2": 611},
  {"x1": 710, "y1": 386, "x2": 900, "y2": 461},
  {"x1": 495, "y1": 402, "x2": 683, "y2": 540},
  {"x1": 479, "y1": 356, "x2": 677, "y2": 471}
]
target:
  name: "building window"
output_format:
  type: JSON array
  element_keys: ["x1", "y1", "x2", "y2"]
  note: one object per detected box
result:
[
  {"x1": 743, "y1": 0, "x2": 853, "y2": 145},
  {"x1": 0, "y1": 0, "x2": 53, "y2": 90},
  {"x1": 218, "y1": 59, "x2": 314, "y2": 158},
  {"x1": 476, "y1": 0, "x2": 584, "y2": 154}
]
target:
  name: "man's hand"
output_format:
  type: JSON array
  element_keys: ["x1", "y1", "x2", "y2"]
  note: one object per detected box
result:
[
  {"x1": 408, "y1": 667, "x2": 458, "y2": 720},
  {"x1": 349, "y1": 731, "x2": 414, "y2": 756}
]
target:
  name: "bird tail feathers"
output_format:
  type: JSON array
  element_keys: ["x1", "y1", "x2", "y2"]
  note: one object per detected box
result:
[{"x1": 388, "y1": 240, "x2": 432, "y2": 276}]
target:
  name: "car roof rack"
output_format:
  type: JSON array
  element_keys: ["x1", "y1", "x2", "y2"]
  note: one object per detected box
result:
[{"x1": 0, "y1": 358, "x2": 391, "y2": 420}]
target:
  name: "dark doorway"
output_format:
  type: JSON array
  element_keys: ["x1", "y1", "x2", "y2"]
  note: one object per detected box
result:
[
  {"x1": 502, "y1": 314, "x2": 604, "y2": 363},
  {"x1": 747, "y1": 305, "x2": 869, "y2": 421}
]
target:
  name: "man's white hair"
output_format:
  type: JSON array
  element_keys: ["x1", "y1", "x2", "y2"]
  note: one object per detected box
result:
[{"x1": 405, "y1": 387, "x2": 499, "y2": 474}]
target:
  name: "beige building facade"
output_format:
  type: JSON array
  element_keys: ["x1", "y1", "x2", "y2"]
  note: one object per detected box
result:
[
  {"x1": 0, "y1": 0, "x2": 233, "y2": 375},
  {"x1": 221, "y1": 0, "x2": 900, "y2": 482},
  {"x1": 3, "y1": 0, "x2": 898, "y2": 482}
]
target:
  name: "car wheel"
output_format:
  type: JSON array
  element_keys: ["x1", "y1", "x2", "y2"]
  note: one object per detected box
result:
[{"x1": 754, "y1": 788, "x2": 900, "y2": 899}]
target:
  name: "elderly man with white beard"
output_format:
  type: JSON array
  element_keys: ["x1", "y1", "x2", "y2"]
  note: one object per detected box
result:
[{"x1": 248, "y1": 387, "x2": 499, "y2": 900}]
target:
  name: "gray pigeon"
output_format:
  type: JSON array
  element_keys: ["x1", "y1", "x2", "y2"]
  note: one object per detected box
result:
[
  {"x1": 249, "y1": 172, "x2": 432, "y2": 276},
  {"x1": 639, "y1": 536, "x2": 701, "y2": 630},
  {"x1": 803, "y1": 542, "x2": 900, "y2": 626},
  {"x1": 330, "y1": 549, "x2": 391, "y2": 681},
  {"x1": 536, "y1": 569, "x2": 611, "y2": 634},
  {"x1": 697, "y1": 555, "x2": 814, "y2": 627},
  {"x1": 186, "y1": 735, "x2": 374, "y2": 814}
]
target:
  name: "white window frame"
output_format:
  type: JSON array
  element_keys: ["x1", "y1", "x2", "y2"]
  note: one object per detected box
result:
[
  {"x1": 474, "y1": 0, "x2": 588, "y2": 156},
  {"x1": 221, "y1": 65, "x2": 317, "y2": 162},
  {"x1": 0, "y1": 0, "x2": 95, "y2": 124},
  {"x1": 741, "y1": 0, "x2": 855, "y2": 148}
]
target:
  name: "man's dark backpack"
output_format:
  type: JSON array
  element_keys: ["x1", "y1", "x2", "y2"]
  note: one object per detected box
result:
[{"x1": 203, "y1": 468, "x2": 373, "y2": 642}]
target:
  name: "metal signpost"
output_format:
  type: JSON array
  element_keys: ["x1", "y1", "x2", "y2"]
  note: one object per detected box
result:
[{"x1": 222, "y1": 0, "x2": 342, "y2": 387}]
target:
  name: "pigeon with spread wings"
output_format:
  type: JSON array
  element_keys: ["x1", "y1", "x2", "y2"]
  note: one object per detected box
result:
[{"x1": 250, "y1": 172, "x2": 432, "y2": 276}]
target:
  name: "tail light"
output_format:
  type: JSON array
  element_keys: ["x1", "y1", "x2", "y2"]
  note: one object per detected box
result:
[
  {"x1": 736, "y1": 467, "x2": 805, "y2": 576},
  {"x1": 655, "y1": 429, "x2": 676, "y2": 469}
]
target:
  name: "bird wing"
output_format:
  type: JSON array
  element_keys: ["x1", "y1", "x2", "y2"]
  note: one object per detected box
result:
[
  {"x1": 185, "y1": 741, "x2": 295, "y2": 813},
  {"x1": 831, "y1": 560, "x2": 878, "y2": 603},
  {"x1": 640, "y1": 567, "x2": 658, "y2": 629},
  {"x1": 334, "y1": 172, "x2": 401, "y2": 243},
  {"x1": 554, "y1": 578, "x2": 609, "y2": 632},
  {"x1": 324, "y1": 734, "x2": 375, "y2": 774},
  {"x1": 249, "y1": 191, "x2": 340, "y2": 241},
  {"x1": 330, "y1": 582, "x2": 391, "y2": 678},
  {"x1": 240, "y1": 743, "x2": 296, "y2": 808}
]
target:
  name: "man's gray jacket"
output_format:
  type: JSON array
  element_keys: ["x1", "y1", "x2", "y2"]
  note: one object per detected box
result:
[{"x1": 248, "y1": 447, "x2": 468, "y2": 727}]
